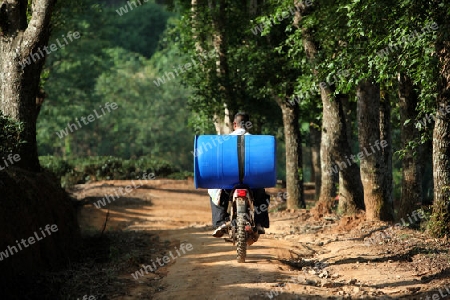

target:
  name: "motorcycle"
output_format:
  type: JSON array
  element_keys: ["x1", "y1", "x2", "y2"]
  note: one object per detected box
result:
[
  {"x1": 193, "y1": 134, "x2": 276, "y2": 262},
  {"x1": 222, "y1": 184, "x2": 260, "y2": 263}
]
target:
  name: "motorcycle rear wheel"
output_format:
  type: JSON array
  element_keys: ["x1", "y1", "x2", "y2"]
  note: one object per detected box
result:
[{"x1": 236, "y1": 213, "x2": 247, "y2": 263}]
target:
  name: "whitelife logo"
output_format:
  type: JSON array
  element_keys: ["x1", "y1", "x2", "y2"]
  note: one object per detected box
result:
[
  {"x1": 191, "y1": 121, "x2": 253, "y2": 157},
  {"x1": 330, "y1": 140, "x2": 388, "y2": 174},
  {"x1": 19, "y1": 31, "x2": 80, "y2": 69},
  {"x1": 416, "y1": 104, "x2": 450, "y2": 129},
  {"x1": 0, "y1": 154, "x2": 20, "y2": 170},
  {"x1": 116, "y1": 0, "x2": 150, "y2": 16},
  {"x1": 250, "y1": 0, "x2": 313, "y2": 35},
  {"x1": 427, "y1": 284, "x2": 450, "y2": 300},
  {"x1": 153, "y1": 49, "x2": 216, "y2": 87},
  {"x1": 287, "y1": 69, "x2": 350, "y2": 107},
  {"x1": 377, "y1": 22, "x2": 438, "y2": 58},
  {"x1": 55, "y1": 102, "x2": 118, "y2": 139},
  {"x1": 77, "y1": 296, "x2": 95, "y2": 300},
  {"x1": 0, "y1": 224, "x2": 58, "y2": 261},
  {"x1": 131, "y1": 243, "x2": 194, "y2": 280},
  {"x1": 93, "y1": 172, "x2": 156, "y2": 209},
  {"x1": 365, "y1": 209, "x2": 428, "y2": 246}
]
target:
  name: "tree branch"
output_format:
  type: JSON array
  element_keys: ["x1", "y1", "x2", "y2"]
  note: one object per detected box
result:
[{"x1": 22, "y1": 0, "x2": 57, "y2": 56}]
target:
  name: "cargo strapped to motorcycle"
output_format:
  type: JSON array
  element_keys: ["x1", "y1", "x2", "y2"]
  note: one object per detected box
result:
[
  {"x1": 193, "y1": 134, "x2": 276, "y2": 189},
  {"x1": 237, "y1": 134, "x2": 245, "y2": 183}
]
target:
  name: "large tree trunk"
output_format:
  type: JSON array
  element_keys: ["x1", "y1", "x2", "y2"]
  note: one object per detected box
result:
[
  {"x1": 262, "y1": 0, "x2": 306, "y2": 209},
  {"x1": 341, "y1": 96, "x2": 354, "y2": 147},
  {"x1": 0, "y1": 1, "x2": 81, "y2": 285},
  {"x1": 294, "y1": 1, "x2": 364, "y2": 214},
  {"x1": 318, "y1": 114, "x2": 338, "y2": 204},
  {"x1": 305, "y1": 82, "x2": 338, "y2": 206},
  {"x1": 213, "y1": 105, "x2": 232, "y2": 135},
  {"x1": 277, "y1": 97, "x2": 305, "y2": 209},
  {"x1": 297, "y1": 118, "x2": 305, "y2": 208},
  {"x1": 191, "y1": 0, "x2": 207, "y2": 56},
  {"x1": 299, "y1": 7, "x2": 362, "y2": 213},
  {"x1": 398, "y1": 73, "x2": 423, "y2": 219},
  {"x1": 380, "y1": 92, "x2": 394, "y2": 216},
  {"x1": 430, "y1": 35, "x2": 450, "y2": 237},
  {"x1": 321, "y1": 89, "x2": 364, "y2": 214},
  {"x1": 0, "y1": 0, "x2": 56, "y2": 171},
  {"x1": 309, "y1": 123, "x2": 321, "y2": 200},
  {"x1": 357, "y1": 81, "x2": 393, "y2": 221},
  {"x1": 298, "y1": 21, "x2": 338, "y2": 208},
  {"x1": 338, "y1": 95, "x2": 364, "y2": 213},
  {"x1": 192, "y1": 0, "x2": 232, "y2": 134},
  {"x1": 209, "y1": 0, "x2": 234, "y2": 128},
  {"x1": 336, "y1": 94, "x2": 365, "y2": 213}
]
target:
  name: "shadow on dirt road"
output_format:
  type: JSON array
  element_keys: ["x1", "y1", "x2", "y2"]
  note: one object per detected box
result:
[{"x1": 69, "y1": 180, "x2": 450, "y2": 300}]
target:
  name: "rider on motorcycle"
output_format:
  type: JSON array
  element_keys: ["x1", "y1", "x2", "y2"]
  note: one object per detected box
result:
[{"x1": 209, "y1": 112, "x2": 270, "y2": 237}]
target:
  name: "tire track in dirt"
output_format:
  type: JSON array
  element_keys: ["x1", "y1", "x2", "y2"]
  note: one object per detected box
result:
[
  {"x1": 75, "y1": 180, "x2": 450, "y2": 300},
  {"x1": 75, "y1": 180, "x2": 311, "y2": 299}
]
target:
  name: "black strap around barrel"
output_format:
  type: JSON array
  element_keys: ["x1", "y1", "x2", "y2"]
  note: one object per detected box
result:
[{"x1": 237, "y1": 134, "x2": 245, "y2": 183}]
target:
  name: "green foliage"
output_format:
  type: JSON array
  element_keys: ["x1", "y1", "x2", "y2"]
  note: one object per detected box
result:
[
  {"x1": 103, "y1": 2, "x2": 171, "y2": 58},
  {"x1": 39, "y1": 155, "x2": 179, "y2": 188},
  {"x1": 37, "y1": 1, "x2": 195, "y2": 171},
  {"x1": 167, "y1": 171, "x2": 194, "y2": 180},
  {"x1": 30, "y1": 0, "x2": 450, "y2": 235},
  {"x1": 175, "y1": 0, "x2": 283, "y2": 132},
  {"x1": 0, "y1": 112, "x2": 24, "y2": 156},
  {"x1": 39, "y1": 155, "x2": 74, "y2": 178}
]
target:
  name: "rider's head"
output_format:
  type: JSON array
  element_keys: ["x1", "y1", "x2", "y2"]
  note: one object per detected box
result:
[{"x1": 233, "y1": 112, "x2": 250, "y2": 130}]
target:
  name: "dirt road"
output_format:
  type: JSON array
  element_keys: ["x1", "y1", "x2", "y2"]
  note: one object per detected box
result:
[{"x1": 72, "y1": 179, "x2": 450, "y2": 300}]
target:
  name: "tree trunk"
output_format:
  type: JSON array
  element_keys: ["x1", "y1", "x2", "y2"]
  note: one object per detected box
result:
[
  {"x1": 336, "y1": 95, "x2": 365, "y2": 214},
  {"x1": 192, "y1": 0, "x2": 232, "y2": 134},
  {"x1": 297, "y1": 120, "x2": 306, "y2": 208},
  {"x1": 337, "y1": 95, "x2": 365, "y2": 213},
  {"x1": 209, "y1": 0, "x2": 234, "y2": 128},
  {"x1": 319, "y1": 113, "x2": 338, "y2": 204},
  {"x1": 261, "y1": 1, "x2": 306, "y2": 209},
  {"x1": 321, "y1": 88, "x2": 364, "y2": 214},
  {"x1": 297, "y1": 5, "x2": 361, "y2": 212},
  {"x1": 398, "y1": 73, "x2": 423, "y2": 219},
  {"x1": 0, "y1": 0, "x2": 81, "y2": 283},
  {"x1": 380, "y1": 92, "x2": 394, "y2": 217},
  {"x1": 213, "y1": 105, "x2": 232, "y2": 135},
  {"x1": 277, "y1": 97, "x2": 304, "y2": 209},
  {"x1": 309, "y1": 123, "x2": 321, "y2": 200},
  {"x1": 298, "y1": 22, "x2": 338, "y2": 208},
  {"x1": 430, "y1": 35, "x2": 450, "y2": 237},
  {"x1": 191, "y1": 0, "x2": 207, "y2": 54},
  {"x1": 0, "y1": 0, "x2": 56, "y2": 171},
  {"x1": 341, "y1": 96, "x2": 354, "y2": 146},
  {"x1": 357, "y1": 81, "x2": 393, "y2": 221},
  {"x1": 309, "y1": 129, "x2": 315, "y2": 182}
]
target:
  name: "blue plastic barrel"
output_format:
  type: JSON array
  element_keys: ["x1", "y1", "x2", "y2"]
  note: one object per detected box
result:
[{"x1": 193, "y1": 135, "x2": 276, "y2": 189}]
